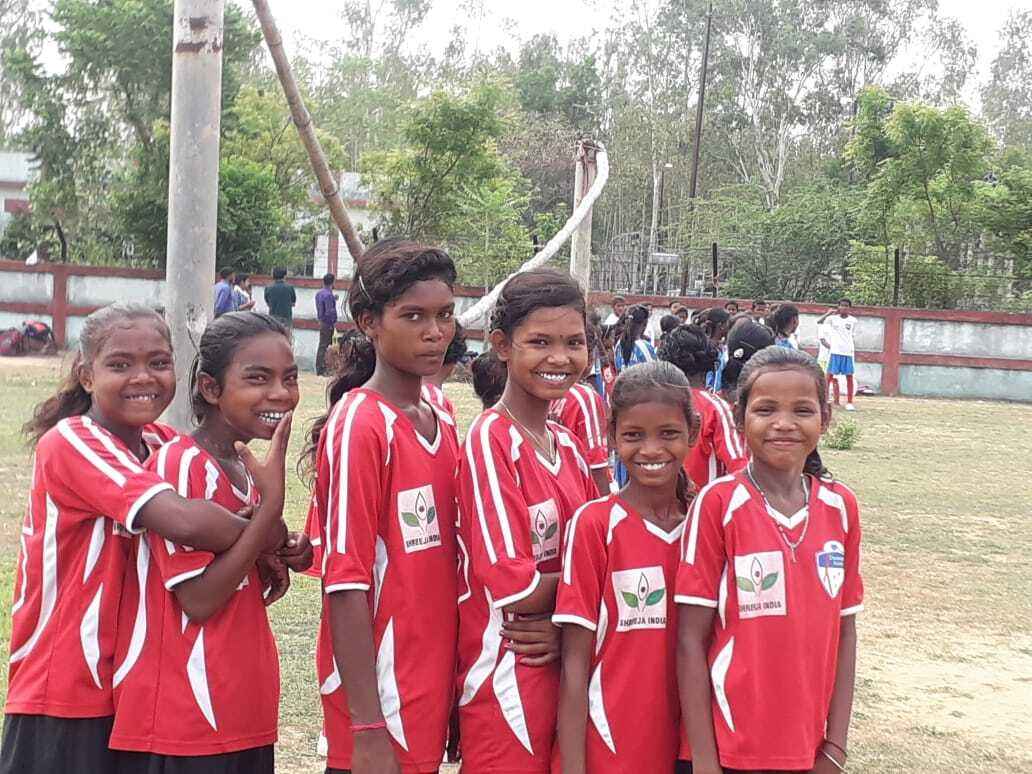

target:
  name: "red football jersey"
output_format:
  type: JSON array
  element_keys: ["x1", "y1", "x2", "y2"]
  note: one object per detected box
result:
[
  {"x1": 110, "y1": 436, "x2": 279, "y2": 755},
  {"x1": 6, "y1": 417, "x2": 175, "y2": 718},
  {"x1": 549, "y1": 382, "x2": 610, "y2": 470},
  {"x1": 685, "y1": 388, "x2": 747, "y2": 492},
  {"x1": 421, "y1": 382, "x2": 456, "y2": 419},
  {"x1": 553, "y1": 495, "x2": 683, "y2": 773},
  {"x1": 311, "y1": 388, "x2": 459, "y2": 773},
  {"x1": 675, "y1": 472, "x2": 864, "y2": 769},
  {"x1": 456, "y1": 409, "x2": 599, "y2": 773}
]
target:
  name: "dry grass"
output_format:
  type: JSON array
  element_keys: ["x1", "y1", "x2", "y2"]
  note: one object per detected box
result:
[{"x1": 0, "y1": 356, "x2": 1029, "y2": 772}]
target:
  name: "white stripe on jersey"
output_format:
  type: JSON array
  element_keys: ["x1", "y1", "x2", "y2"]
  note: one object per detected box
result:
[
  {"x1": 493, "y1": 648, "x2": 533, "y2": 754},
  {"x1": 82, "y1": 416, "x2": 144, "y2": 474},
  {"x1": 377, "y1": 618, "x2": 409, "y2": 751},
  {"x1": 113, "y1": 536, "x2": 151, "y2": 687},
  {"x1": 458, "y1": 591, "x2": 504, "y2": 707},
  {"x1": 711, "y1": 637, "x2": 736, "y2": 732},
  {"x1": 10, "y1": 494, "x2": 59, "y2": 664},
  {"x1": 80, "y1": 585, "x2": 103, "y2": 689},
  {"x1": 568, "y1": 386, "x2": 598, "y2": 450},
  {"x1": 335, "y1": 392, "x2": 368, "y2": 555},
  {"x1": 57, "y1": 419, "x2": 127, "y2": 487},
  {"x1": 589, "y1": 664, "x2": 616, "y2": 753},
  {"x1": 471, "y1": 413, "x2": 516, "y2": 561},
  {"x1": 322, "y1": 399, "x2": 342, "y2": 575},
  {"x1": 187, "y1": 629, "x2": 218, "y2": 731},
  {"x1": 554, "y1": 426, "x2": 591, "y2": 480},
  {"x1": 698, "y1": 391, "x2": 744, "y2": 460},
  {"x1": 562, "y1": 502, "x2": 593, "y2": 585},
  {"x1": 82, "y1": 516, "x2": 106, "y2": 582}
]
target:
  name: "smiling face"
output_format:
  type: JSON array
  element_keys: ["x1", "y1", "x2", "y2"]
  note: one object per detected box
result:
[
  {"x1": 360, "y1": 279, "x2": 456, "y2": 379},
  {"x1": 740, "y1": 367, "x2": 829, "y2": 474},
  {"x1": 198, "y1": 332, "x2": 299, "y2": 442},
  {"x1": 491, "y1": 305, "x2": 588, "y2": 402},
  {"x1": 614, "y1": 400, "x2": 694, "y2": 490},
  {"x1": 80, "y1": 319, "x2": 176, "y2": 432}
]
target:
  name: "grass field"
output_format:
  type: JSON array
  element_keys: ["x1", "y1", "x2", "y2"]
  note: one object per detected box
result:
[{"x1": 0, "y1": 355, "x2": 1029, "y2": 773}]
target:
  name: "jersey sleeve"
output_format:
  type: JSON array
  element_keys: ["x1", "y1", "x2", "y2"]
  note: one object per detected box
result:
[
  {"x1": 839, "y1": 486, "x2": 864, "y2": 616},
  {"x1": 553, "y1": 505, "x2": 606, "y2": 630},
  {"x1": 42, "y1": 418, "x2": 174, "y2": 533},
  {"x1": 703, "y1": 394, "x2": 748, "y2": 474},
  {"x1": 675, "y1": 486, "x2": 727, "y2": 608},
  {"x1": 461, "y1": 417, "x2": 541, "y2": 609},
  {"x1": 321, "y1": 400, "x2": 388, "y2": 593},
  {"x1": 144, "y1": 440, "x2": 216, "y2": 588},
  {"x1": 567, "y1": 387, "x2": 609, "y2": 469},
  {"x1": 301, "y1": 493, "x2": 324, "y2": 580}
]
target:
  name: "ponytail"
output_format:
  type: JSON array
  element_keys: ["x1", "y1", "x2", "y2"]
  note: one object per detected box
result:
[
  {"x1": 22, "y1": 353, "x2": 93, "y2": 445},
  {"x1": 300, "y1": 333, "x2": 376, "y2": 483},
  {"x1": 675, "y1": 467, "x2": 695, "y2": 512}
]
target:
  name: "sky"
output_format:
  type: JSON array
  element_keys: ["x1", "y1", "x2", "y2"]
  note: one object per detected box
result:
[{"x1": 268, "y1": 0, "x2": 1019, "y2": 82}]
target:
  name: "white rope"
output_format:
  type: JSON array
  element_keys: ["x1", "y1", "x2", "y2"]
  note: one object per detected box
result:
[{"x1": 458, "y1": 143, "x2": 610, "y2": 328}]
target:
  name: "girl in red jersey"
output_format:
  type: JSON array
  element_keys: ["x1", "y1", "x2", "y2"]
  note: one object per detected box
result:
[
  {"x1": 677, "y1": 346, "x2": 863, "y2": 774},
  {"x1": 456, "y1": 268, "x2": 599, "y2": 773},
  {"x1": 1, "y1": 304, "x2": 289, "y2": 774},
  {"x1": 111, "y1": 311, "x2": 309, "y2": 774},
  {"x1": 303, "y1": 239, "x2": 461, "y2": 774},
  {"x1": 555, "y1": 361, "x2": 698, "y2": 774},
  {"x1": 658, "y1": 325, "x2": 748, "y2": 492}
]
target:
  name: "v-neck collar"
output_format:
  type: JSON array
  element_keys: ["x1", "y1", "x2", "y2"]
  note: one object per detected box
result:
[
  {"x1": 490, "y1": 409, "x2": 562, "y2": 476},
  {"x1": 740, "y1": 472, "x2": 819, "y2": 531},
  {"x1": 359, "y1": 387, "x2": 442, "y2": 456},
  {"x1": 614, "y1": 496, "x2": 686, "y2": 544}
]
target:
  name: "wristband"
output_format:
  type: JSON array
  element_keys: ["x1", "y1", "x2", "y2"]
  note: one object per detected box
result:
[{"x1": 351, "y1": 720, "x2": 387, "y2": 733}]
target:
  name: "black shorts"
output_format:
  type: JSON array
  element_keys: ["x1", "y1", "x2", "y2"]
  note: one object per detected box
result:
[
  {"x1": 0, "y1": 714, "x2": 117, "y2": 774},
  {"x1": 115, "y1": 745, "x2": 274, "y2": 774}
]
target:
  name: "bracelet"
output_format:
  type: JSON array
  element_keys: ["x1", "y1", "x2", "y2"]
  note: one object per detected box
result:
[
  {"x1": 820, "y1": 749, "x2": 846, "y2": 772},
  {"x1": 823, "y1": 739, "x2": 848, "y2": 759},
  {"x1": 350, "y1": 720, "x2": 387, "y2": 733}
]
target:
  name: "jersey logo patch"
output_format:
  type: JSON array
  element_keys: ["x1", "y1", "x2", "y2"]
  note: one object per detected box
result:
[
  {"x1": 397, "y1": 485, "x2": 442, "y2": 553},
  {"x1": 612, "y1": 566, "x2": 667, "y2": 631},
  {"x1": 528, "y1": 499, "x2": 560, "y2": 563},
  {"x1": 815, "y1": 540, "x2": 845, "y2": 599},
  {"x1": 734, "y1": 551, "x2": 786, "y2": 619}
]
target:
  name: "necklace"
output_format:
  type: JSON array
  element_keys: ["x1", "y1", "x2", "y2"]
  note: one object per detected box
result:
[
  {"x1": 496, "y1": 401, "x2": 556, "y2": 463},
  {"x1": 745, "y1": 463, "x2": 810, "y2": 563}
]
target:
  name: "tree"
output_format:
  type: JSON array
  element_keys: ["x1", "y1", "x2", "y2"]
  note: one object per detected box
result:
[
  {"x1": 977, "y1": 152, "x2": 1032, "y2": 279},
  {"x1": 5, "y1": 0, "x2": 261, "y2": 263},
  {"x1": 981, "y1": 10, "x2": 1032, "y2": 150},
  {"x1": 846, "y1": 87, "x2": 993, "y2": 264},
  {"x1": 361, "y1": 82, "x2": 536, "y2": 283},
  {"x1": 0, "y1": 0, "x2": 40, "y2": 144}
]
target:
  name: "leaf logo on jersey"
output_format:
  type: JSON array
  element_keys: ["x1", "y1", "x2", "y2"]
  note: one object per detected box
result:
[
  {"x1": 527, "y1": 498, "x2": 560, "y2": 563},
  {"x1": 815, "y1": 540, "x2": 845, "y2": 598},
  {"x1": 397, "y1": 485, "x2": 442, "y2": 554},
  {"x1": 733, "y1": 551, "x2": 787, "y2": 620},
  {"x1": 612, "y1": 566, "x2": 667, "y2": 631},
  {"x1": 736, "y1": 557, "x2": 779, "y2": 594}
]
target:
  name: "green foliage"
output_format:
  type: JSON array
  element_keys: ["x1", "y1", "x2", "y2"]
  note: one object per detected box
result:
[
  {"x1": 824, "y1": 417, "x2": 861, "y2": 451},
  {"x1": 361, "y1": 82, "x2": 536, "y2": 284}
]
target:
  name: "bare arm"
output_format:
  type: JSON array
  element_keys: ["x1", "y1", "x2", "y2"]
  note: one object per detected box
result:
[
  {"x1": 590, "y1": 468, "x2": 611, "y2": 497},
  {"x1": 172, "y1": 508, "x2": 281, "y2": 623},
  {"x1": 329, "y1": 590, "x2": 401, "y2": 774},
  {"x1": 822, "y1": 617, "x2": 857, "y2": 758},
  {"x1": 557, "y1": 624, "x2": 593, "y2": 774},
  {"x1": 136, "y1": 492, "x2": 249, "y2": 553},
  {"x1": 678, "y1": 606, "x2": 721, "y2": 774}
]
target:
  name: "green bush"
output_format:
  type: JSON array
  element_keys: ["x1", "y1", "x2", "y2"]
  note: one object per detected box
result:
[{"x1": 824, "y1": 417, "x2": 861, "y2": 450}]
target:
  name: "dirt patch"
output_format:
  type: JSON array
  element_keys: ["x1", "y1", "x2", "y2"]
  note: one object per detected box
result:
[{"x1": 867, "y1": 632, "x2": 1032, "y2": 756}]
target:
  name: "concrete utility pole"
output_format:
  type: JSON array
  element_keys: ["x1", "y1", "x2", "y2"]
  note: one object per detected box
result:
[
  {"x1": 164, "y1": 0, "x2": 225, "y2": 430},
  {"x1": 570, "y1": 140, "x2": 599, "y2": 291}
]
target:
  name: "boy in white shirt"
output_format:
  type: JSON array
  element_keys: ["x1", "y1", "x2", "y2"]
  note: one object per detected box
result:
[{"x1": 817, "y1": 298, "x2": 858, "y2": 410}]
